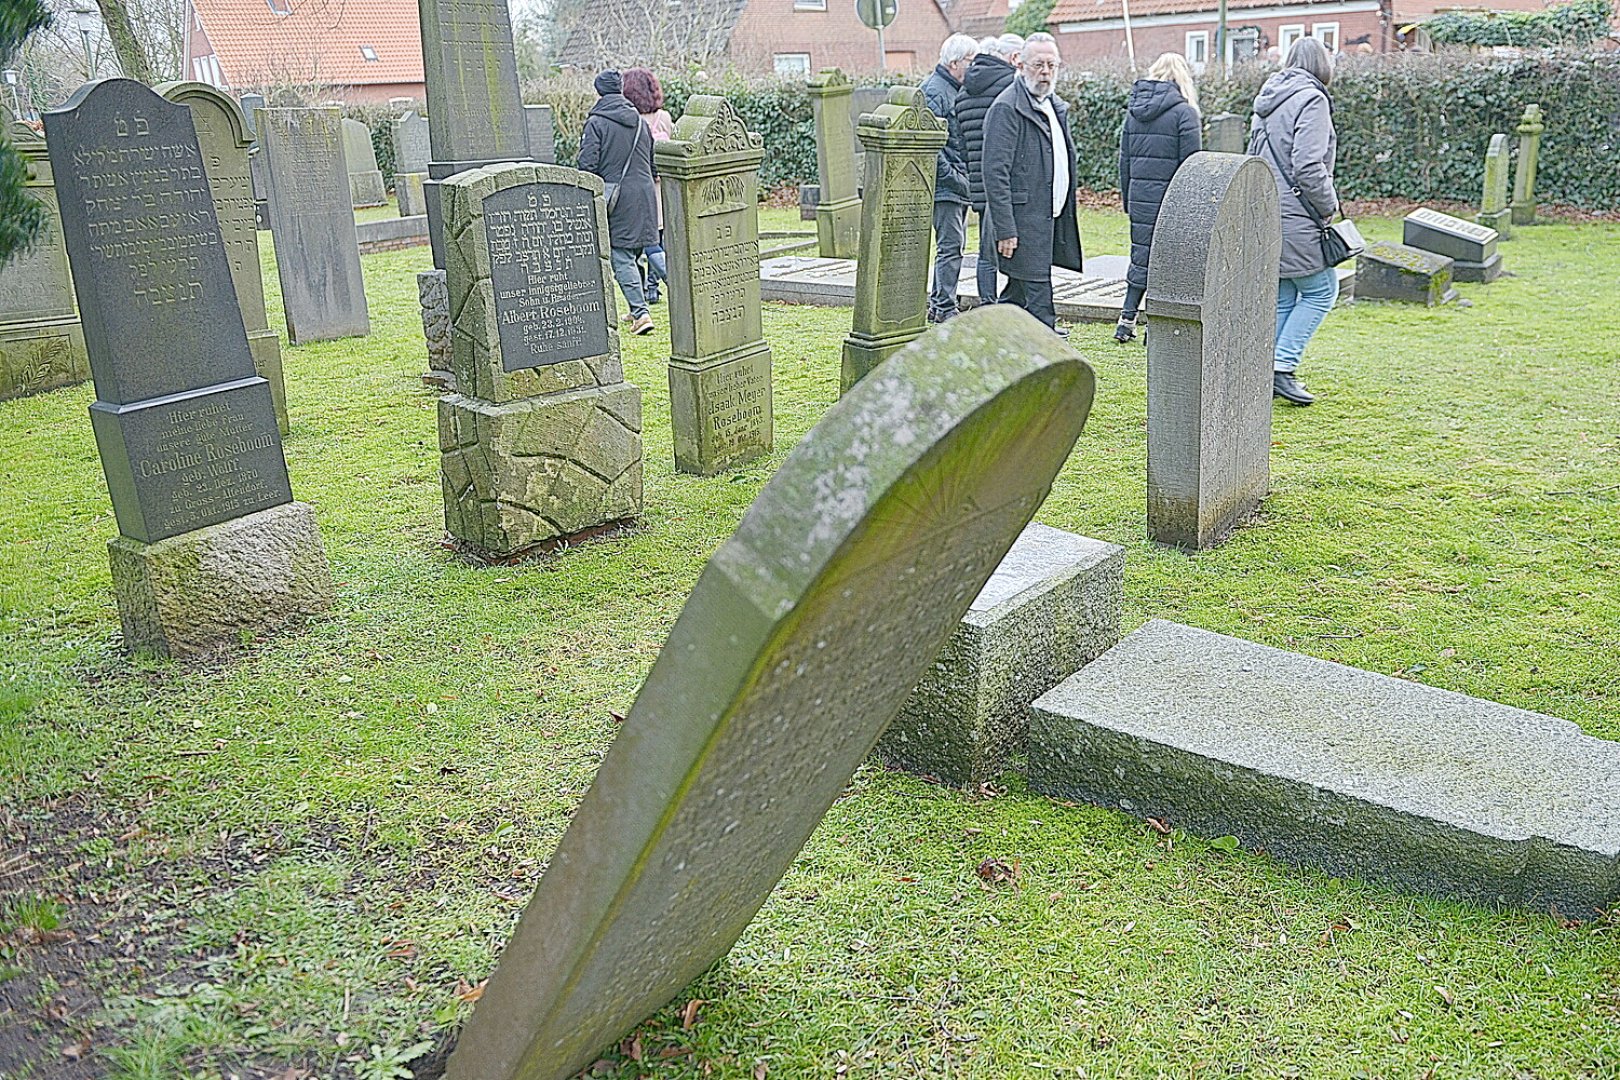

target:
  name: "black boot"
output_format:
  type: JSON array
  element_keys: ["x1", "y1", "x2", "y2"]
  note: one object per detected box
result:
[{"x1": 1273, "y1": 371, "x2": 1316, "y2": 406}]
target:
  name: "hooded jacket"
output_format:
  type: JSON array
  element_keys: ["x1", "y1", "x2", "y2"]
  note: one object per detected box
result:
[
  {"x1": 1118, "y1": 79, "x2": 1201, "y2": 293},
  {"x1": 577, "y1": 93, "x2": 658, "y2": 250},
  {"x1": 1248, "y1": 67, "x2": 1339, "y2": 278},
  {"x1": 922, "y1": 63, "x2": 970, "y2": 204},
  {"x1": 956, "y1": 53, "x2": 1016, "y2": 211}
]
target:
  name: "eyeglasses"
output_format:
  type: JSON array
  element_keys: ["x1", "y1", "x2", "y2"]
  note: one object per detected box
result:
[{"x1": 1026, "y1": 60, "x2": 1060, "y2": 73}]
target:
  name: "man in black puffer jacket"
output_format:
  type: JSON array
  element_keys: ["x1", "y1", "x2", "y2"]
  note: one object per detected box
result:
[{"x1": 956, "y1": 34, "x2": 1021, "y2": 307}]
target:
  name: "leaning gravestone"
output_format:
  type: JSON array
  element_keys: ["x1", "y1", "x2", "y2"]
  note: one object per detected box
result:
[
  {"x1": 257, "y1": 107, "x2": 370, "y2": 343},
  {"x1": 524, "y1": 103, "x2": 555, "y2": 164},
  {"x1": 1204, "y1": 112, "x2": 1245, "y2": 154},
  {"x1": 43, "y1": 79, "x2": 332, "y2": 658},
  {"x1": 655, "y1": 95, "x2": 773, "y2": 474},
  {"x1": 341, "y1": 116, "x2": 387, "y2": 208},
  {"x1": 1476, "y1": 132, "x2": 1511, "y2": 238},
  {"x1": 157, "y1": 81, "x2": 289, "y2": 434},
  {"x1": 1144, "y1": 154, "x2": 1280, "y2": 551},
  {"x1": 443, "y1": 303, "x2": 1095, "y2": 1080},
  {"x1": 391, "y1": 110, "x2": 430, "y2": 216},
  {"x1": 807, "y1": 68, "x2": 861, "y2": 259},
  {"x1": 1511, "y1": 103, "x2": 1543, "y2": 227},
  {"x1": 842, "y1": 86, "x2": 946, "y2": 394},
  {"x1": 0, "y1": 105, "x2": 89, "y2": 401},
  {"x1": 240, "y1": 92, "x2": 270, "y2": 229},
  {"x1": 1356, "y1": 241, "x2": 1456, "y2": 306},
  {"x1": 1402, "y1": 207, "x2": 1501, "y2": 283},
  {"x1": 438, "y1": 163, "x2": 643, "y2": 559}
]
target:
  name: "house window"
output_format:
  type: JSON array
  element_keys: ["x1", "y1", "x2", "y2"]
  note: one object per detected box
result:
[
  {"x1": 265, "y1": 0, "x2": 290, "y2": 13},
  {"x1": 359, "y1": 44, "x2": 379, "y2": 61},
  {"x1": 774, "y1": 53, "x2": 811, "y2": 76},
  {"x1": 1277, "y1": 24, "x2": 1305, "y2": 54},
  {"x1": 1185, "y1": 30, "x2": 1208, "y2": 73},
  {"x1": 794, "y1": 0, "x2": 827, "y2": 9},
  {"x1": 1312, "y1": 22, "x2": 1339, "y2": 52}
]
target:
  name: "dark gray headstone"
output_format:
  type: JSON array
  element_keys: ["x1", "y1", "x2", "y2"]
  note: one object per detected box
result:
[
  {"x1": 1204, "y1": 112, "x2": 1246, "y2": 154},
  {"x1": 1355, "y1": 240, "x2": 1456, "y2": 306},
  {"x1": 524, "y1": 104, "x2": 554, "y2": 164},
  {"x1": 484, "y1": 182, "x2": 609, "y2": 371},
  {"x1": 43, "y1": 79, "x2": 292, "y2": 543},
  {"x1": 1402, "y1": 207, "x2": 1501, "y2": 283},
  {"x1": 240, "y1": 92, "x2": 270, "y2": 227},
  {"x1": 256, "y1": 107, "x2": 370, "y2": 342}
]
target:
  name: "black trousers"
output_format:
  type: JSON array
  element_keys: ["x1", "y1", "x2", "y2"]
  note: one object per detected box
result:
[{"x1": 1000, "y1": 275, "x2": 1056, "y2": 329}]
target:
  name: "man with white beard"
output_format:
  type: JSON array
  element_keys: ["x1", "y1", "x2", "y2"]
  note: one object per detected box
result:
[{"x1": 981, "y1": 33, "x2": 1083, "y2": 331}]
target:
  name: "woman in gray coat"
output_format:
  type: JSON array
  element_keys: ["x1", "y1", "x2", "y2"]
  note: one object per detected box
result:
[{"x1": 1249, "y1": 37, "x2": 1339, "y2": 406}]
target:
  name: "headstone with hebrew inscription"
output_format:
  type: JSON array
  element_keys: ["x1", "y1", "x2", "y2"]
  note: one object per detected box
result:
[
  {"x1": 443, "y1": 303, "x2": 1095, "y2": 1080},
  {"x1": 43, "y1": 80, "x2": 331, "y2": 658},
  {"x1": 341, "y1": 116, "x2": 387, "y2": 208},
  {"x1": 392, "y1": 110, "x2": 430, "y2": 216},
  {"x1": 1144, "y1": 153, "x2": 1280, "y2": 551},
  {"x1": 1511, "y1": 103, "x2": 1542, "y2": 228},
  {"x1": 257, "y1": 107, "x2": 370, "y2": 343},
  {"x1": 525, "y1": 104, "x2": 555, "y2": 164},
  {"x1": 157, "y1": 82, "x2": 288, "y2": 433},
  {"x1": 807, "y1": 69, "x2": 861, "y2": 259},
  {"x1": 438, "y1": 163, "x2": 642, "y2": 559},
  {"x1": 240, "y1": 92, "x2": 270, "y2": 229},
  {"x1": 1402, "y1": 207, "x2": 1500, "y2": 284},
  {"x1": 0, "y1": 105, "x2": 89, "y2": 402},
  {"x1": 655, "y1": 95, "x2": 772, "y2": 475},
  {"x1": 842, "y1": 86, "x2": 946, "y2": 394},
  {"x1": 1477, "y1": 133, "x2": 1511, "y2": 238}
]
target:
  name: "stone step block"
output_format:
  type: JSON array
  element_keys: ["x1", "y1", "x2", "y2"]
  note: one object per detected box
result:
[
  {"x1": 877, "y1": 524, "x2": 1124, "y2": 788},
  {"x1": 1028, "y1": 620, "x2": 1620, "y2": 916}
]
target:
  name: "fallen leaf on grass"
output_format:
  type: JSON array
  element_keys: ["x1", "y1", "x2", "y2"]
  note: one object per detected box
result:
[
  {"x1": 455, "y1": 978, "x2": 487, "y2": 1003},
  {"x1": 609, "y1": 710, "x2": 627, "y2": 724},
  {"x1": 976, "y1": 857, "x2": 1021, "y2": 887},
  {"x1": 62, "y1": 1039, "x2": 90, "y2": 1061},
  {"x1": 755, "y1": 1062, "x2": 768, "y2": 1079},
  {"x1": 620, "y1": 1035, "x2": 643, "y2": 1061},
  {"x1": 681, "y1": 999, "x2": 705, "y2": 1029},
  {"x1": 1434, "y1": 984, "x2": 1455, "y2": 1007},
  {"x1": 1146, "y1": 818, "x2": 1172, "y2": 836}
]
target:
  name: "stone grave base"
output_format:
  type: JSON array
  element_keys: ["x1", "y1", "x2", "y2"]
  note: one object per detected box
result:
[
  {"x1": 397, "y1": 171, "x2": 428, "y2": 217},
  {"x1": 1355, "y1": 242, "x2": 1457, "y2": 306},
  {"x1": 841, "y1": 331, "x2": 915, "y2": 394},
  {"x1": 349, "y1": 170, "x2": 387, "y2": 208},
  {"x1": 1511, "y1": 203, "x2": 1535, "y2": 227},
  {"x1": 877, "y1": 525, "x2": 1124, "y2": 788},
  {"x1": 417, "y1": 269, "x2": 453, "y2": 388},
  {"x1": 815, "y1": 197, "x2": 860, "y2": 259},
  {"x1": 248, "y1": 329, "x2": 288, "y2": 435},
  {"x1": 1028, "y1": 620, "x2": 1620, "y2": 916},
  {"x1": 109, "y1": 501, "x2": 334, "y2": 659},
  {"x1": 669, "y1": 343, "x2": 773, "y2": 476},
  {"x1": 1453, "y1": 252, "x2": 1504, "y2": 284},
  {"x1": 1477, "y1": 209, "x2": 1512, "y2": 238},
  {"x1": 439, "y1": 385, "x2": 643, "y2": 560},
  {"x1": 0, "y1": 319, "x2": 89, "y2": 402}
]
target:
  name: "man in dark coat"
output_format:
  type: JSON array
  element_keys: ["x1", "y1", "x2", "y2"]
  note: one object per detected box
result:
[
  {"x1": 982, "y1": 33, "x2": 1083, "y2": 331},
  {"x1": 957, "y1": 34, "x2": 1020, "y2": 308},
  {"x1": 922, "y1": 34, "x2": 977, "y2": 323},
  {"x1": 1116, "y1": 59, "x2": 1201, "y2": 342},
  {"x1": 578, "y1": 69, "x2": 658, "y2": 335}
]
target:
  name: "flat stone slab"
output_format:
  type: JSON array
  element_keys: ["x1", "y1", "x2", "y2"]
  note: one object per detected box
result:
[
  {"x1": 1028, "y1": 620, "x2": 1620, "y2": 916},
  {"x1": 877, "y1": 524, "x2": 1123, "y2": 788}
]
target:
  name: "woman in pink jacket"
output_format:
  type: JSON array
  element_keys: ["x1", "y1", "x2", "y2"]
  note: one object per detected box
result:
[{"x1": 623, "y1": 68, "x2": 672, "y2": 304}]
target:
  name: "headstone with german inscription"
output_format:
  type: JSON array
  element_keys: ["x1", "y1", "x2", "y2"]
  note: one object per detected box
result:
[
  {"x1": 43, "y1": 79, "x2": 331, "y2": 658},
  {"x1": 807, "y1": 68, "x2": 861, "y2": 259},
  {"x1": 1476, "y1": 133, "x2": 1511, "y2": 238},
  {"x1": 341, "y1": 116, "x2": 387, "y2": 208},
  {"x1": 240, "y1": 92, "x2": 270, "y2": 229},
  {"x1": 157, "y1": 82, "x2": 288, "y2": 433},
  {"x1": 443, "y1": 303, "x2": 1096, "y2": 1080},
  {"x1": 655, "y1": 95, "x2": 772, "y2": 474},
  {"x1": 0, "y1": 105, "x2": 89, "y2": 401},
  {"x1": 1402, "y1": 207, "x2": 1501, "y2": 283},
  {"x1": 525, "y1": 103, "x2": 555, "y2": 164},
  {"x1": 257, "y1": 106, "x2": 370, "y2": 343},
  {"x1": 392, "y1": 109, "x2": 430, "y2": 216},
  {"x1": 841, "y1": 86, "x2": 946, "y2": 393},
  {"x1": 438, "y1": 163, "x2": 642, "y2": 559}
]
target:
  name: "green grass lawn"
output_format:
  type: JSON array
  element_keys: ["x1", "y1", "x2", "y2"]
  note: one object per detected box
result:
[{"x1": 1, "y1": 208, "x2": 1618, "y2": 1080}]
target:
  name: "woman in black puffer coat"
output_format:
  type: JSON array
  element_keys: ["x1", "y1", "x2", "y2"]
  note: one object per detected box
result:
[{"x1": 1116, "y1": 52, "x2": 1201, "y2": 342}]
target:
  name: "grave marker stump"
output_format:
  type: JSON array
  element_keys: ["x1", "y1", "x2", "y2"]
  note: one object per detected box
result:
[
  {"x1": 1511, "y1": 103, "x2": 1542, "y2": 227},
  {"x1": 341, "y1": 117, "x2": 387, "y2": 208},
  {"x1": 807, "y1": 68, "x2": 861, "y2": 259},
  {"x1": 1477, "y1": 132, "x2": 1511, "y2": 238},
  {"x1": 391, "y1": 110, "x2": 430, "y2": 216}
]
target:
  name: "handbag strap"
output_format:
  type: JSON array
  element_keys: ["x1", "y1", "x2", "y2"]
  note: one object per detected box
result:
[
  {"x1": 616, "y1": 122, "x2": 643, "y2": 188},
  {"x1": 1254, "y1": 120, "x2": 1329, "y2": 230}
]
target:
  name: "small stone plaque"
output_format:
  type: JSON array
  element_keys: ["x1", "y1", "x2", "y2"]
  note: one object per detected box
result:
[{"x1": 484, "y1": 182, "x2": 609, "y2": 371}]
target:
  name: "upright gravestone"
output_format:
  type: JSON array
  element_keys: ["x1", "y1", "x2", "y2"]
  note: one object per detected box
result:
[
  {"x1": 0, "y1": 105, "x2": 89, "y2": 401},
  {"x1": 257, "y1": 107, "x2": 370, "y2": 343},
  {"x1": 1144, "y1": 153, "x2": 1280, "y2": 551},
  {"x1": 43, "y1": 79, "x2": 332, "y2": 658},
  {"x1": 391, "y1": 109, "x2": 430, "y2": 216},
  {"x1": 807, "y1": 68, "x2": 861, "y2": 259},
  {"x1": 1402, "y1": 207, "x2": 1501, "y2": 283},
  {"x1": 341, "y1": 116, "x2": 387, "y2": 208},
  {"x1": 655, "y1": 95, "x2": 773, "y2": 475},
  {"x1": 524, "y1": 103, "x2": 555, "y2": 164},
  {"x1": 1204, "y1": 112, "x2": 1245, "y2": 154},
  {"x1": 841, "y1": 86, "x2": 946, "y2": 394},
  {"x1": 1477, "y1": 132, "x2": 1511, "y2": 238},
  {"x1": 438, "y1": 163, "x2": 643, "y2": 558},
  {"x1": 157, "y1": 81, "x2": 289, "y2": 434},
  {"x1": 240, "y1": 92, "x2": 270, "y2": 230},
  {"x1": 1511, "y1": 103, "x2": 1543, "y2": 227},
  {"x1": 442, "y1": 304, "x2": 1096, "y2": 1080}
]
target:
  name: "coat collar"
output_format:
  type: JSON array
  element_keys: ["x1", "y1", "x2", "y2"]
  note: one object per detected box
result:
[
  {"x1": 932, "y1": 63, "x2": 962, "y2": 90},
  {"x1": 1011, "y1": 78, "x2": 1067, "y2": 129}
]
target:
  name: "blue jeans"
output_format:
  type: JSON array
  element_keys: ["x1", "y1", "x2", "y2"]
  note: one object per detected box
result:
[
  {"x1": 610, "y1": 247, "x2": 648, "y2": 320},
  {"x1": 1274, "y1": 268, "x2": 1339, "y2": 373},
  {"x1": 643, "y1": 240, "x2": 667, "y2": 299}
]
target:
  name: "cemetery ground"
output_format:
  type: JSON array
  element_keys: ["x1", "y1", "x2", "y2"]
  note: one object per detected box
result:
[{"x1": 2, "y1": 205, "x2": 1619, "y2": 1080}]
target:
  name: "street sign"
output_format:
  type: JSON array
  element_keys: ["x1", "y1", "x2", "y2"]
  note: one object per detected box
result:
[{"x1": 856, "y1": 0, "x2": 898, "y2": 31}]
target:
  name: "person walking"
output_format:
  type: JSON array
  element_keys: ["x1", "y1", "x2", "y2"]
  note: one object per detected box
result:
[
  {"x1": 957, "y1": 34, "x2": 1020, "y2": 310},
  {"x1": 622, "y1": 67, "x2": 671, "y2": 305},
  {"x1": 1249, "y1": 36, "x2": 1340, "y2": 405},
  {"x1": 981, "y1": 32, "x2": 1083, "y2": 332},
  {"x1": 578, "y1": 69, "x2": 658, "y2": 335},
  {"x1": 922, "y1": 34, "x2": 977, "y2": 323},
  {"x1": 1115, "y1": 52, "x2": 1201, "y2": 343}
]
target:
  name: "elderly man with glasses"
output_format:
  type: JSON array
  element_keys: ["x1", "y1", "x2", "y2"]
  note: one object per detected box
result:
[{"x1": 981, "y1": 32, "x2": 1084, "y2": 332}]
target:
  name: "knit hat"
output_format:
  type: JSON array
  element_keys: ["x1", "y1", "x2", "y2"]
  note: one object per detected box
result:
[{"x1": 594, "y1": 70, "x2": 623, "y2": 96}]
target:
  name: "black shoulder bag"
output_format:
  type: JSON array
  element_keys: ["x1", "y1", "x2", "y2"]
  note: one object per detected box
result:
[{"x1": 1254, "y1": 120, "x2": 1362, "y2": 267}]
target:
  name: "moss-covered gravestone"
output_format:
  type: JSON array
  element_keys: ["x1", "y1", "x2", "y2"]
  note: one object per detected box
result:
[
  {"x1": 438, "y1": 163, "x2": 642, "y2": 559},
  {"x1": 443, "y1": 304, "x2": 1095, "y2": 1080},
  {"x1": 0, "y1": 105, "x2": 89, "y2": 402},
  {"x1": 44, "y1": 80, "x2": 331, "y2": 658},
  {"x1": 156, "y1": 82, "x2": 288, "y2": 434},
  {"x1": 1511, "y1": 103, "x2": 1542, "y2": 228},
  {"x1": 807, "y1": 68, "x2": 861, "y2": 259},
  {"x1": 1476, "y1": 133, "x2": 1511, "y2": 238},
  {"x1": 655, "y1": 95, "x2": 772, "y2": 475},
  {"x1": 1355, "y1": 241, "x2": 1456, "y2": 307},
  {"x1": 341, "y1": 117, "x2": 386, "y2": 208},
  {"x1": 392, "y1": 110, "x2": 430, "y2": 217},
  {"x1": 841, "y1": 87, "x2": 947, "y2": 394}
]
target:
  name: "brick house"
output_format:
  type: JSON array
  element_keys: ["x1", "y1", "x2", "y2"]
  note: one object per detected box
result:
[{"x1": 183, "y1": 0, "x2": 425, "y2": 103}]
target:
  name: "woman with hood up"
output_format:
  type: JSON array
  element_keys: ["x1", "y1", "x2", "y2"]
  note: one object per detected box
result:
[
  {"x1": 1115, "y1": 52, "x2": 1201, "y2": 344},
  {"x1": 1249, "y1": 36, "x2": 1340, "y2": 406},
  {"x1": 578, "y1": 69, "x2": 659, "y2": 336}
]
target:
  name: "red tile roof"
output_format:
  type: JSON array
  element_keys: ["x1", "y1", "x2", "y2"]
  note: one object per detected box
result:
[
  {"x1": 1050, "y1": 0, "x2": 1344, "y2": 21},
  {"x1": 192, "y1": 0, "x2": 424, "y2": 89}
]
